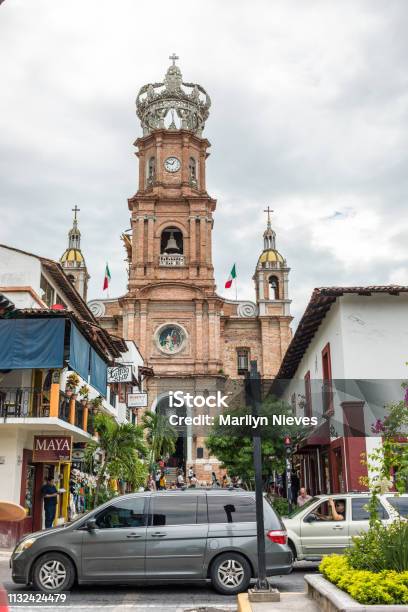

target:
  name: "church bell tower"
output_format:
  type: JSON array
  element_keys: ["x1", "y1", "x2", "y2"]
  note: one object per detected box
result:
[
  {"x1": 122, "y1": 55, "x2": 222, "y2": 375},
  {"x1": 60, "y1": 206, "x2": 90, "y2": 301}
]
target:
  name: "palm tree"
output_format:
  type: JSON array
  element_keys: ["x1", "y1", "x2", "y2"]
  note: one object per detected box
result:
[
  {"x1": 85, "y1": 412, "x2": 147, "y2": 507},
  {"x1": 142, "y1": 410, "x2": 177, "y2": 470}
]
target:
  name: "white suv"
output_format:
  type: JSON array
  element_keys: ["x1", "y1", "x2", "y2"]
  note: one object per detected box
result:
[{"x1": 282, "y1": 493, "x2": 408, "y2": 561}]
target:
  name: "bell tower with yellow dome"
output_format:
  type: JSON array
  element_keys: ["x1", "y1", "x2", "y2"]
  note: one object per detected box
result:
[
  {"x1": 254, "y1": 207, "x2": 291, "y2": 317},
  {"x1": 60, "y1": 206, "x2": 90, "y2": 300}
]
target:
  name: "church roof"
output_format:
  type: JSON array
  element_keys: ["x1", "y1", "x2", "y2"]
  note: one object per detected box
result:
[
  {"x1": 60, "y1": 248, "x2": 85, "y2": 264},
  {"x1": 258, "y1": 249, "x2": 285, "y2": 265}
]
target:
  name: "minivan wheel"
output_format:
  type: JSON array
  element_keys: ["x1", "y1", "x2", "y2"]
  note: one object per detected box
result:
[
  {"x1": 288, "y1": 540, "x2": 297, "y2": 561},
  {"x1": 32, "y1": 552, "x2": 75, "y2": 593},
  {"x1": 210, "y1": 552, "x2": 251, "y2": 595}
]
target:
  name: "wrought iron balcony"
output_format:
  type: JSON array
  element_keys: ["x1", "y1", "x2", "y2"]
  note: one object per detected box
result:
[
  {"x1": 159, "y1": 254, "x2": 186, "y2": 266},
  {"x1": 0, "y1": 387, "x2": 50, "y2": 419}
]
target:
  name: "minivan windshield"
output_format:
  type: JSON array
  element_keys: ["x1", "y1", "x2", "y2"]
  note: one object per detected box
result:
[{"x1": 287, "y1": 497, "x2": 319, "y2": 518}]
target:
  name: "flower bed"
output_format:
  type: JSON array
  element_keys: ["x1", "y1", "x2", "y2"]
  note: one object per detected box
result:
[{"x1": 319, "y1": 555, "x2": 408, "y2": 606}]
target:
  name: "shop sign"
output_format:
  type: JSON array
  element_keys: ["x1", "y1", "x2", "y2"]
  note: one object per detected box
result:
[
  {"x1": 107, "y1": 365, "x2": 132, "y2": 383},
  {"x1": 127, "y1": 392, "x2": 148, "y2": 408},
  {"x1": 32, "y1": 435, "x2": 73, "y2": 462}
]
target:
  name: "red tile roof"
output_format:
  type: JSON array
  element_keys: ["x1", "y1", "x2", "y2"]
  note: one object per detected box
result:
[{"x1": 276, "y1": 286, "x2": 408, "y2": 380}]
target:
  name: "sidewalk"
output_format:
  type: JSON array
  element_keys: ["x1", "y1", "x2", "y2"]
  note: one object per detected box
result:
[
  {"x1": 0, "y1": 549, "x2": 12, "y2": 558},
  {"x1": 237, "y1": 592, "x2": 319, "y2": 612}
]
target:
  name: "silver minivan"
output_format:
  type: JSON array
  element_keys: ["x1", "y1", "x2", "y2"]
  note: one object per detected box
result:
[{"x1": 11, "y1": 489, "x2": 293, "y2": 595}]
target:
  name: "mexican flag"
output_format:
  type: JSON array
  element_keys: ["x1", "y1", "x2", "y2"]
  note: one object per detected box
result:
[
  {"x1": 103, "y1": 263, "x2": 111, "y2": 291},
  {"x1": 224, "y1": 264, "x2": 236, "y2": 289}
]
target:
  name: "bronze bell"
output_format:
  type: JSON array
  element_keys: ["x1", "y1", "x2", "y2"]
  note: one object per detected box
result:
[{"x1": 164, "y1": 231, "x2": 180, "y2": 253}]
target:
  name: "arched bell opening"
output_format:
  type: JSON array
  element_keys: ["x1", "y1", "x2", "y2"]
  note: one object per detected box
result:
[
  {"x1": 160, "y1": 227, "x2": 184, "y2": 254},
  {"x1": 269, "y1": 275, "x2": 279, "y2": 300}
]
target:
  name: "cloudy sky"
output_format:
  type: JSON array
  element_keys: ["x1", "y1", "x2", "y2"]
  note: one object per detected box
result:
[{"x1": 1, "y1": 0, "x2": 408, "y2": 326}]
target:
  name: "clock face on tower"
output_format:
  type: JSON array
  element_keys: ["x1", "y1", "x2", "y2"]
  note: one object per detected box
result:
[{"x1": 164, "y1": 156, "x2": 181, "y2": 173}]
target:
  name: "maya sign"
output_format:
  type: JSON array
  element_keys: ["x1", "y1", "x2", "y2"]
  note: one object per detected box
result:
[
  {"x1": 127, "y1": 393, "x2": 148, "y2": 408},
  {"x1": 33, "y1": 435, "x2": 73, "y2": 463},
  {"x1": 107, "y1": 365, "x2": 132, "y2": 383}
]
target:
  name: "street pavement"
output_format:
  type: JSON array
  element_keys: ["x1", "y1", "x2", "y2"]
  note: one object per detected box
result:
[{"x1": 0, "y1": 555, "x2": 318, "y2": 612}]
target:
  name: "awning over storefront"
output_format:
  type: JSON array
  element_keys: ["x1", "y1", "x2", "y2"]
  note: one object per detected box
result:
[
  {"x1": 69, "y1": 323, "x2": 90, "y2": 381},
  {"x1": 0, "y1": 318, "x2": 65, "y2": 369},
  {"x1": 69, "y1": 324, "x2": 107, "y2": 397},
  {"x1": 90, "y1": 348, "x2": 107, "y2": 397},
  {"x1": 297, "y1": 419, "x2": 330, "y2": 452}
]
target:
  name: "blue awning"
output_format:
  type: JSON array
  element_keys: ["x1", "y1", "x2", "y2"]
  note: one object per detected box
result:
[
  {"x1": 90, "y1": 348, "x2": 107, "y2": 397},
  {"x1": 0, "y1": 318, "x2": 65, "y2": 369},
  {"x1": 69, "y1": 323, "x2": 90, "y2": 381}
]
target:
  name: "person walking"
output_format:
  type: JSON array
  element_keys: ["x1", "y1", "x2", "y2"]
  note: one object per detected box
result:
[
  {"x1": 188, "y1": 466, "x2": 194, "y2": 483},
  {"x1": 147, "y1": 473, "x2": 156, "y2": 491},
  {"x1": 41, "y1": 476, "x2": 58, "y2": 529},
  {"x1": 159, "y1": 472, "x2": 167, "y2": 490},
  {"x1": 176, "y1": 471, "x2": 184, "y2": 488},
  {"x1": 189, "y1": 473, "x2": 198, "y2": 488}
]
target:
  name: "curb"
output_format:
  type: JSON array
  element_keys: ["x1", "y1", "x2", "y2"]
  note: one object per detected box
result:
[{"x1": 237, "y1": 593, "x2": 252, "y2": 612}]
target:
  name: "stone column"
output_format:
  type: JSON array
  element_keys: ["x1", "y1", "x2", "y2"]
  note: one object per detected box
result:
[
  {"x1": 82, "y1": 405, "x2": 89, "y2": 432},
  {"x1": 206, "y1": 217, "x2": 212, "y2": 265},
  {"x1": 199, "y1": 151, "x2": 206, "y2": 191},
  {"x1": 199, "y1": 217, "x2": 206, "y2": 269},
  {"x1": 138, "y1": 151, "x2": 145, "y2": 191},
  {"x1": 195, "y1": 300, "x2": 203, "y2": 366},
  {"x1": 136, "y1": 216, "x2": 144, "y2": 264},
  {"x1": 147, "y1": 216, "x2": 154, "y2": 263},
  {"x1": 189, "y1": 216, "x2": 196, "y2": 265},
  {"x1": 69, "y1": 397, "x2": 76, "y2": 426},
  {"x1": 258, "y1": 271, "x2": 265, "y2": 300},
  {"x1": 49, "y1": 372, "x2": 60, "y2": 418},
  {"x1": 208, "y1": 302, "x2": 216, "y2": 371},
  {"x1": 139, "y1": 300, "x2": 148, "y2": 357}
]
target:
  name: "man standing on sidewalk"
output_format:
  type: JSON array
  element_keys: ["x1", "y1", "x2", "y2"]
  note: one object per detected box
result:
[{"x1": 41, "y1": 477, "x2": 58, "y2": 529}]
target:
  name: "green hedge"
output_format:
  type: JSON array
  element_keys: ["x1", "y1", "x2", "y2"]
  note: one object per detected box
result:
[{"x1": 319, "y1": 555, "x2": 408, "y2": 605}]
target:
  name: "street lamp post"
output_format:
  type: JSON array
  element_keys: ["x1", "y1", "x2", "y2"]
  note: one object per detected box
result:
[{"x1": 246, "y1": 360, "x2": 270, "y2": 592}]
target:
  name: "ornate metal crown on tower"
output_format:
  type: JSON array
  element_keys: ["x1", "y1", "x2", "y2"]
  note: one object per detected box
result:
[{"x1": 136, "y1": 54, "x2": 211, "y2": 137}]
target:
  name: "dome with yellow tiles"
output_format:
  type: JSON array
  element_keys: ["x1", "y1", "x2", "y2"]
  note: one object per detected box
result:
[
  {"x1": 60, "y1": 248, "x2": 85, "y2": 264},
  {"x1": 258, "y1": 249, "x2": 285, "y2": 266}
]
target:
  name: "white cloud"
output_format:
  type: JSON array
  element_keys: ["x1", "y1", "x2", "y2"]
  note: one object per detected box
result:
[{"x1": 1, "y1": 0, "x2": 408, "y2": 326}]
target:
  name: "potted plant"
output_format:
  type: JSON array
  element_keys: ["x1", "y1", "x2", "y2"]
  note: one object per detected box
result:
[
  {"x1": 90, "y1": 395, "x2": 103, "y2": 414},
  {"x1": 79, "y1": 384, "x2": 90, "y2": 406},
  {"x1": 65, "y1": 372, "x2": 80, "y2": 398}
]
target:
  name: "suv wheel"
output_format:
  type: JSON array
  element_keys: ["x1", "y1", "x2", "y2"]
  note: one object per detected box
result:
[
  {"x1": 210, "y1": 552, "x2": 251, "y2": 595},
  {"x1": 32, "y1": 552, "x2": 75, "y2": 593}
]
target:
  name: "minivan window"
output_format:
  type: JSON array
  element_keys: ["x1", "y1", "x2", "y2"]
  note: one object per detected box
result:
[
  {"x1": 208, "y1": 496, "x2": 255, "y2": 523},
  {"x1": 150, "y1": 496, "x2": 197, "y2": 526},
  {"x1": 352, "y1": 497, "x2": 389, "y2": 521},
  {"x1": 386, "y1": 496, "x2": 408, "y2": 518},
  {"x1": 95, "y1": 497, "x2": 146, "y2": 529}
]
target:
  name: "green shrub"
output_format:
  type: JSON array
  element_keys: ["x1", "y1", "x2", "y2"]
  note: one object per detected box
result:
[
  {"x1": 320, "y1": 555, "x2": 408, "y2": 605},
  {"x1": 346, "y1": 521, "x2": 408, "y2": 572},
  {"x1": 270, "y1": 497, "x2": 289, "y2": 516}
]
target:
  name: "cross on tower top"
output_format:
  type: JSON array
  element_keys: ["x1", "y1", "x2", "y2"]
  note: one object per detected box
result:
[
  {"x1": 263, "y1": 206, "x2": 274, "y2": 228},
  {"x1": 72, "y1": 205, "x2": 80, "y2": 221},
  {"x1": 169, "y1": 53, "x2": 179, "y2": 66}
]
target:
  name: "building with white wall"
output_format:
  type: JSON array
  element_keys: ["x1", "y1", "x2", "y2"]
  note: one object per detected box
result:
[
  {"x1": 275, "y1": 286, "x2": 408, "y2": 495},
  {"x1": 0, "y1": 244, "x2": 149, "y2": 546}
]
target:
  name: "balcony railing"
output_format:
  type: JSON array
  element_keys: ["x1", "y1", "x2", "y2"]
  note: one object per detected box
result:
[
  {"x1": 0, "y1": 387, "x2": 50, "y2": 419},
  {"x1": 159, "y1": 254, "x2": 185, "y2": 266},
  {"x1": 59, "y1": 393, "x2": 70, "y2": 422}
]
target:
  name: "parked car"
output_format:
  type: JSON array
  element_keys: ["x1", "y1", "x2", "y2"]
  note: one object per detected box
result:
[
  {"x1": 11, "y1": 489, "x2": 292, "y2": 595},
  {"x1": 283, "y1": 492, "x2": 408, "y2": 561}
]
